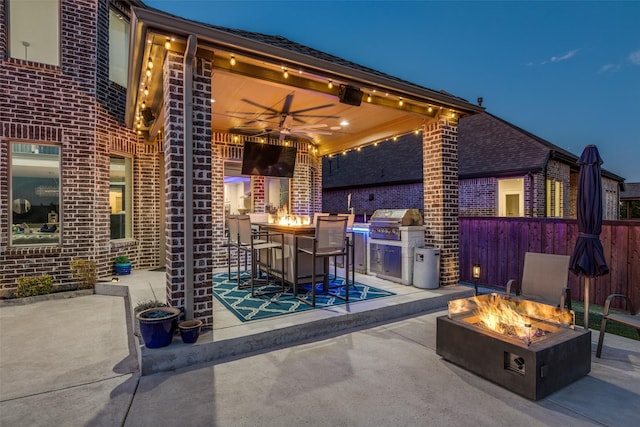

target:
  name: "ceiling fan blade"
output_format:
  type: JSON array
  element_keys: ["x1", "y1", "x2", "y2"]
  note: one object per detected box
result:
[
  {"x1": 281, "y1": 94, "x2": 294, "y2": 115},
  {"x1": 240, "y1": 98, "x2": 279, "y2": 115},
  {"x1": 289, "y1": 103, "x2": 335, "y2": 114}
]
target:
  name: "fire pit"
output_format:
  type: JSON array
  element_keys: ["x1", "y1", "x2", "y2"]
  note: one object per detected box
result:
[{"x1": 436, "y1": 293, "x2": 591, "y2": 400}]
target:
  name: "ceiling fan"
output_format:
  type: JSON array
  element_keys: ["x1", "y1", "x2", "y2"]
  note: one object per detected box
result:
[{"x1": 229, "y1": 93, "x2": 339, "y2": 141}]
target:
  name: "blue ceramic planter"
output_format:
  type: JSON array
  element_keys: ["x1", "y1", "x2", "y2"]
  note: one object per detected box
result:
[
  {"x1": 114, "y1": 263, "x2": 131, "y2": 275},
  {"x1": 179, "y1": 319, "x2": 203, "y2": 344},
  {"x1": 136, "y1": 307, "x2": 180, "y2": 348}
]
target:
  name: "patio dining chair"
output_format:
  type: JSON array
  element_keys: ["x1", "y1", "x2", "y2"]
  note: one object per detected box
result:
[
  {"x1": 236, "y1": 215, "x2": 286, "y2": 297},
  {"x1": 293, "y1": 215, "x2": 351, "y2": 306},
  {"x1": 596, "y1": 293, "x2": 640, "y2": 358},
  {"x1": 505, "y1": 252, "x2": 572, "y2": 310}
]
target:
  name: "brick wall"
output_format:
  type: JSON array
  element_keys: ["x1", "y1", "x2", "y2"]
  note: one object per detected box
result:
[
  {"x1": 323, "y1": 183, "x2": 423, "y2": 218},
  {"x1": 1, "y1": 1, "x2": 156, "y2": 295},
  {"x1": 459, "y1": 177, "x2": 496, "y2": 216}
]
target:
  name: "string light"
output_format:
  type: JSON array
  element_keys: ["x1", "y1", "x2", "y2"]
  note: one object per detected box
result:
[
  {"x1": 398, "y1": 98, "x2": 404, "y2": 106},
  {"x1": 323, "y1": 128, "x2": 423, "y2": 158},
  {"x1": 328, "y1": 80, "x2": 333, "y2": 89},
  {"x1": 145, "y1": 67, "x2": 151, "y2": 78},
  {"x1": 230, "y1": 55, "x2": 236, "y2": 66},
  {"x1": 165, "y1": 38, "x2": 171, "y2": 49},
  {"x1": 147, "y1": 57, "x2": 153, "y2": 69},
  {"x1": 143, "y1": 86, "x2": 149, "y2": 96},
  {"x1": 283, "y1": 68, "x2": 289, "y2": 78},
  {"x1": 367, "y1": 94, "x2": 372, "y2": 103},
  {"x1": 141, "y1": 100, "x2": 146, "y2": 109}
]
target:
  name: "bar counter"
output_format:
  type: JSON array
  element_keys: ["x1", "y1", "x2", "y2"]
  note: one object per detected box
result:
[{"x1": 256, "y1": 223, "x2": 326, "y2": 286}]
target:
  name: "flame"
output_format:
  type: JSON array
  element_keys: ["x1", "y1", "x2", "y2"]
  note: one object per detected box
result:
[
  {"x1": 450, "y1": 294, "x2": 574, "y2": 344},
  {"x1": 268, "y1": 206, "x2": 311, "y2": 226}
]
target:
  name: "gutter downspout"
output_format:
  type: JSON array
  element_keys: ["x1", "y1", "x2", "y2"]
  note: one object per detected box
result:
[{"x1": 184, "y1": 34, "x2": 197, "y2": 320}]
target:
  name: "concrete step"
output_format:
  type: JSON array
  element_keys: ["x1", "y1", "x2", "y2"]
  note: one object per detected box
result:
[{"x1": 133, "y1": 285, "x2": 474, "y2": 375}]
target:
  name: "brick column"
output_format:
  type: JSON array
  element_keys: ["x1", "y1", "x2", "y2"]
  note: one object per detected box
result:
[
  {"x1": 253, "y1": 176, "x2": 266, "y2": 213},
  {"x1": 163, "y1": 51, "x2": 213, "y2": 326},
  {"x1": 192, "y1": 57, "x2": 213, "y2": 324},
  {"x1": 423, "y1": 115, "x2": 459, "y2": 287}
]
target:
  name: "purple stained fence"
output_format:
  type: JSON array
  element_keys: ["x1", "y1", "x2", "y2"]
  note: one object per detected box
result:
[{"x1": 459, "y1": 216, "x2": 640, "y2": 310}]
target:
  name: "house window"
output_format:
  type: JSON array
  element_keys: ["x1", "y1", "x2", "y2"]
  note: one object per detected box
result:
[
  {"x1": 8, "y1": 0, "x2": 59, "y2": 66},
  {"x1": 265, "y1": 177, "x2": 290, "y2": 214},
  {"x1": 546, "y1": 179, "x2": 564, "y2": 217},
  {"x1": 223, "y1": 162, "x2": 251, "y2": 216},
  {"x1": 109, "y1": 8, "x2": 129, "y2": 87},
  {"x1": 10, "y1": 143, "x2": 61, "y2": 246},
  {"x1": 498, "y1": 178, "x2": 524, "y2": 217},
  {"x1": 110, "y1": 156, "x2": 133, "y2": 239}
]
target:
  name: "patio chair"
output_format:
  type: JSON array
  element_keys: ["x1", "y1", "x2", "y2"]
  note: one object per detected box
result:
[
  {"x1": 236, "y1": 215, "x2": 285, "y2": 297},
  {"x1": 596, "y1": 293, "x2": 640, "y2": 358},
  {"x1": 294, "y1": 215, "x2": 351, "y2": 307},
  {"x1": 226, "y1": 215, "x2": 244, "y2": 281},
  {"x1": 505, "y1": 252, "x2": 572, "y2": 310}
]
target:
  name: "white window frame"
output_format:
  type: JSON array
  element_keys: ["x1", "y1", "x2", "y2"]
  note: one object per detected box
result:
[
  {"x1": 8, "y1": 0, "x2": 60, "y2": 66},
  {"x1": 9, "y1": 141, "x2": 61, "y2": 246},
  {"x1": 110, "y1": 155, "x2": 133, "y2": 240},
  {"x1": 109, "y1": 7, "x2": 130, "y2": 87},
  {"x1": 498, "y1": 178, "x2": 524, "y2": 217}
]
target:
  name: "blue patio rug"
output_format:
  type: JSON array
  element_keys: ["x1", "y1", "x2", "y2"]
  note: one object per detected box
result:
[{"x1": 212, "y1": 272, "x2": 396, "y2": 322}]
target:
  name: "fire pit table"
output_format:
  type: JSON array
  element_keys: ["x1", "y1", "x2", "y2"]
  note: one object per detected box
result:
[{"x1": 436, "y1": 293, "x2": 591, "y2": 400}]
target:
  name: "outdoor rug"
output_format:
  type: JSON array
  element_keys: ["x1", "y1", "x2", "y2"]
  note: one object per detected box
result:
[{"x1": 212, "y1": 271, "x2": 396, "y2": 322}]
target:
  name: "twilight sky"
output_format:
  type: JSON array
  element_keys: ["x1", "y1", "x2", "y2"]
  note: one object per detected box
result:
[{"x1": 145, "y1": 0, "x2": 640, "y2": 182}]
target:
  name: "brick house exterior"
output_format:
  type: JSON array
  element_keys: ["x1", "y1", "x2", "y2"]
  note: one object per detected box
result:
[
  {"x1": 324, "y1": 112, "x2": 624, "y2": 223},
  {"x1": 1, "y1": 1, "x2": 482, "y2": 325},
  {"x1": 1, "y1": 1, "x2": 160, "y2": 297}
]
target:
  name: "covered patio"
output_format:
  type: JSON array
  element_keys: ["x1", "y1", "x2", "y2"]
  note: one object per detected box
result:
[{"x1": 125, "y1": 6, "x2": 483, "y2": 326}]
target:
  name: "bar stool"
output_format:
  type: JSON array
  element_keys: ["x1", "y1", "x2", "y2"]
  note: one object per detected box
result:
[
  {"x1": 293, "y1": 215, "x2": 351, "y2": 306},
  {"x1": 236, "y1": 215, "x2": 286, "y2": 297}
]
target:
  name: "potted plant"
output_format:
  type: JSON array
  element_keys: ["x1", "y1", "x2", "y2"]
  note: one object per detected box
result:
[
  {"x1": 178, "y1": 319, "x2": 203, "y2": 344},
  {"x1": 135, "y1": 303, "x2": 180, "y2": 348},
  {"x1": 114, "y1": 255, "x2": 131, "y2": 275}
]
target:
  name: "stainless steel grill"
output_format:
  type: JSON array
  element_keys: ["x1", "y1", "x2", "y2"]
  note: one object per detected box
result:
[{"x1": 368, "y1": 209, "x2": 423, "y2": 240}]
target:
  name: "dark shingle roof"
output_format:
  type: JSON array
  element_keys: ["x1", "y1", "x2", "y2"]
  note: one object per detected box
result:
[
  {"x1": 458, "y1": 112, "x2": 576, "y2": 178},
  {"x1": 458, "y1": 113, "x2": 624, "y2": 182},
  {"x1": 621, "y1": 183, "x2": 640, "y2": 200}
]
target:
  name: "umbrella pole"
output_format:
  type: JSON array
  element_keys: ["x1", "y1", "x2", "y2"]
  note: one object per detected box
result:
[{"x1": 584, "y1": 276, "x2": 590, "y2": 330}]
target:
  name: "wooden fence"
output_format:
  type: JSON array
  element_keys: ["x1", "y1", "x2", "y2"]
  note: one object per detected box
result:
[{"x1": 459, "y1": 217, "x2": 640, "y2": 310}]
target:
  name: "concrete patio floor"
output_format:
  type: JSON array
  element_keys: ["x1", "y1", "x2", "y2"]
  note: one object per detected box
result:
[{"x1": 1, "y1": 269, "x2": 639, "y2": 426}]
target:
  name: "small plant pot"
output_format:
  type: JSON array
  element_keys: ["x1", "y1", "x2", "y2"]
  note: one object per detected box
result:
[
  {"x1": 114, "y1": 263, "x2": 132, "y2": 275},
  {"x1": 179, "y1": 319, "x2": 203, "y2": 344},
  {"x1": 136, "y1": 307, "x2": 180, "y2": 348}
]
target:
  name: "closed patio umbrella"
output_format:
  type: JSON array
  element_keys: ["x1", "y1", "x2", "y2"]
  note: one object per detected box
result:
[{"x1": 569, "y1": 145, "x2": 609, "y2": 330}]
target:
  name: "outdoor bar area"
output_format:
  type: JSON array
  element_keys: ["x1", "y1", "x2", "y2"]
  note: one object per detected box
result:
[{"x1": 123, "y1": 6, "x2": 484, "y2": 330}]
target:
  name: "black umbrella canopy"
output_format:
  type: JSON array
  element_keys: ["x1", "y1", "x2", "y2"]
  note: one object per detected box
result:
[
  {"x1": 569, "y1": 145, "x2": 609, "y2": 278},
  {"x1": 569, "y1": 144, "x2": 609, "y2": 329}
]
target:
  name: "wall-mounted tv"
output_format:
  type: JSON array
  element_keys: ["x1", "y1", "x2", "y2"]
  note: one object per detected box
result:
[{"x1": 241, "y1": 140, "x2": 297, "y2": 178}]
